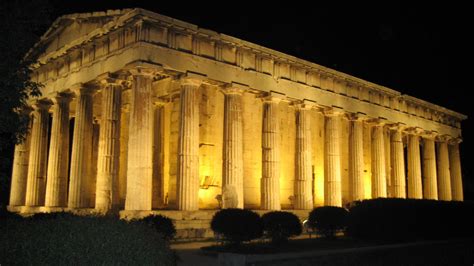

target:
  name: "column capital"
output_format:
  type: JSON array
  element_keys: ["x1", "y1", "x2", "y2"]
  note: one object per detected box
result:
[
  {"x1": 71, "y1": 84, "x2": 96, "y2": 96},
  {"x1": 404, "y1": 127, "x2": 424, "y2": 135},
  {"x1": 51, "y1": 92, "x2": 73, "y2": 105},
  {"x1": 323, "y1": 107, "x2": 344, "y2": 117},
  {"x1": 366, "y1": 117, "x2": 387, "y2": 126},
  {"x1": 436, "y1": 134, "x2": 452, "y2": 143},
  {"x1": 448, "y1": 137, "x2": 463, "y2": 145},
  {"x1": 97, "y1": 73, "x2": 129, "y2": 88},
  {"x1": 128, "y1": 67, "x2": 159, "y2": 78},
  {"x1": 261, "y1": 92, "x2": 285, "y2": 104},
  {"x1": 293, "y1": 99, "x2": 317, "y2": 110},
  {"x1": 346, "y1": 112, "x2": 367, "y2": 121},
  {"x1": 222, "y1": 82, "x2": 248, "y2": 95},
  {"x1": 420, "y1": 130, "x2": 438, "y2": 140},
  {"x1": 387, "y1": 122, "x2": 407, "y2": 131},
  {"x1": 32, "y1": 99, "x2": 52, "y2": 111}
]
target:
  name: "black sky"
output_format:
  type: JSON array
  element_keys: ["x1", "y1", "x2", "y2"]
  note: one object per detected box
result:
[{"x1": 24, "y1": 1, "x2": 474, "y2": 198}]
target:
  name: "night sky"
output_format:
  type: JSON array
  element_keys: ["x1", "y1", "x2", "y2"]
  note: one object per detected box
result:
[{"x1": 19, "y1": 1, "x2": 474, "y2": 199}]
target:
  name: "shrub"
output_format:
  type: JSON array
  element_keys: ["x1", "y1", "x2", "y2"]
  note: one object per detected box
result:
[
  {"x1": 131, "y1": 214, "x2": 176, "y2": 241},
  {"x1": 211, "y1": 208, "x2": 263, "y2": 245},
  {"x1": 0, "y1": 213, "x2": 176, "y2": 265},
  {"x1": 346, "y1": 198, "x2": 474, "y2": 241},
  {"x1": 308, "y1": 206, "x2": 349, "y2": 238},
  {"x1": 261, "y1": 211, "x2": 302, "y2": 244}
]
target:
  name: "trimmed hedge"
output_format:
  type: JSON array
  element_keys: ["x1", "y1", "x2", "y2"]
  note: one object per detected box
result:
[
  {"x1": 347, "y1": 198, "x2": 474, "y2": 241},
  {"x1": 211, "y1": 209, "x2": 263, "y2": 245},
  {"x1": 262, "y1": 211, "x2": 302, "y2": 244},
  {"x1": 308, "y1": 206, "x2": 349, "y2": 238},
  {"x1": 0, "y1": 212, "x2": 176, "y2": 265},
  {"x1": 131, "y1": 214, "x2": 176, "y2": 241}
]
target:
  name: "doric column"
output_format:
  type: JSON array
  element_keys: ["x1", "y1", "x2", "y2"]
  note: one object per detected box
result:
[
  {"x1": 68, "y1": 85, "x2": 95, "y2": 208},
  {"x1": 45, "y1": 93, "x2": 72, "y2": 207},
  {"x1": 348, "y1": 114, "x2": 364, "y2": 202},
  {"x1": 407, "y1": 129, "x2": 422, "y2": 199},
  {"x1": 25, "y1": 100, "x2": 51, "y2": 206},
  {"x1": 261, "y1": 95, "x2": 281, "y2": 210},
  {"x1": 390, "y1": 125, "x2": 406, "y2": 198},
  {"x1": 222, "y1": 86, "x2": 244, "y2": 209},
  {"x1": 422, "y1": 132, "x2": 438, "y2": 200},
  {"x1": 449, "y1": 138, "x2": 463, "y2": 201},
  {"x1": 294, "y1": 102, "x2": 313, "y2": 209},
  {"x1": 437, "y1": 136, "x2": 452, "y2": 201},
  {"x1": 9, "y1": 108, "x2": 33, "y2": 206},
  {"x1": 324, "y1": 109, "x2": 342, "y2": 207},
  {"x1": 125, "y1": 69, "x2": 154, "y2": 211},
  {"x1": 370, "y1": 120, "x2": 387, "y2": 198},
  {"x1": 95, "y1": 77, "x2": 123, "y2": 212},
  {"x1": 177, "y1": 77, "x2": 201, "y2": 211}
]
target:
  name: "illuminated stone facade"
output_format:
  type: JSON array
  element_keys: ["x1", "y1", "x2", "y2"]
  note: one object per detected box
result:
[{"x1": 9, "y1": 9, "x2": 466, "y2": 218}]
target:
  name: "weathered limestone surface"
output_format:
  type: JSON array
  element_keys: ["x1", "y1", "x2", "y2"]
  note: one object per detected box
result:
[
  {"x1": 422, "y1": 135, "x2": 438, "y2": 200},
  {"x1": 9, "y1": 115, "x2": 32, "y2": 206},
  {"x1": 177, "y1": 78, "x2": 201, "y2": 211},
  {"x1": 261, "y1": 96, "x2": 281, "y2": 210},
  {"x1": 68, "y1": 86, "x2": 94, "y2": 208},
  {"x1": 96, "y1": 80, "x2": 122, "y2": 212},
  {"x1": 9, "y1": 9, "x2": 468, "y2": 233},
  {"x1": 222, "y1": 88, "x2": 244, "y2": 209},
  {"x1": 294, "y1": 104, "x2": 313, "y2": 209},
  {"x1": 390, "y1": 128, "x2": 406, "y2": 198},
  {"x1": 437, "y1": 138, "x2": 452, "y2": 201},
  {"x1": 45, "y1": 94, "x2": 71, "y2": 207},
  {"x1": 324, "y1": 110, "x2": 342, "y2": 207},
  {"x1": 371, "y1": 122, "x2": 387, "y2": 198},
  {"x1": 449, "y1": 140, "x2": 463, "y2": 201},
  {"x1": 242, "y1": 92, "x2": 262, "y2": 208},
  {"x1": 125, "y1": 71, "x2": 154, "y2": 211},
  {"x1": 348, "y1": 115, "x2": 364, "y2": 202},
  {"x1": 407, "y1": 133, "x2": 422, "y2": 199},
  {"x1": 25, "y1": 101, "x2": 50, "y2": 206}
]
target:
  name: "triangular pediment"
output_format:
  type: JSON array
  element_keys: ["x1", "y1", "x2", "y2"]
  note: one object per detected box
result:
[{"x1": 28, "y1": 9, "x2": 131, "y2": 61}]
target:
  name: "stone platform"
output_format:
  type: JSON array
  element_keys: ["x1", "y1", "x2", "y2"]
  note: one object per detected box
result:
[{"x1": 7, "y1": 206, "x2": 311, "y2": 240}]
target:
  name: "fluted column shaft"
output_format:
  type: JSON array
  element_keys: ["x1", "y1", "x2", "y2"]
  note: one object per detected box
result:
[
  {"x1": 222, "y1": 89, "x2": 244, "y2": 209},
  {"x1": 371, "y1": 124, "x2": 387, "y2": 198},
  {"x1": 45, "y1": 94, "x2": 71, "y2": 207},
  {"x1": 390, "y1": 129, "x2": 406, "y2": 198},
  {"x1": 449, "y1": 141, "x2": 463, "y2": 201},
  {"x1": 9, "y1": 112, "x2": 32, "y2": 206},
  {"x1": 294, "y1": 105, "x2": 313, "y2": 209},
  {"x1": 422, "y1": 137, "x2": 438, "y2": 200},
  {"x1": 68, "y1": 87, "x2": 94, "y2": 208},
  {"x1": 261, "y1": 97, "x2": 281, "y2": 210},
  {"x1": 25, "y1": 101, "x2": 50, "y2": 206},
  {"x1": 437, "y1": 140, "x2": 451, "y2": 200},
  {"x1": 324, "y1": 111, "x2": 342, "y2": 207},
  {"x1": 125, "y1": 72, "x2": 154, "y2": 211},
  {"x1": 177, "y1": 79, "x2": 201, "y2": 211},
  {"x1": 96, "y1": 82, "x2": 122, "y2": 212},
  {"x1": 407, "y1": 133, "x2": 422, "y2": 199},
  {"x1": 349, "y1": 117, "x2": 364, "y2": 201}
]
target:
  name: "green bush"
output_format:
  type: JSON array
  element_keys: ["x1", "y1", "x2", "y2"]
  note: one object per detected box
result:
[
  {"x1": 261, "y1": 211, "x2": 302, "y2": 244},
  {"x1": 131, "y1": 214, "x2": 176, "y2": 241},
  {"x1": 211, "y1": 208, "x2": 263, "y2": 245},
  {"x1": 346, "y1": 198, "x2": 474, "y2": 241},
  {"x1": 0, "y1": 213, "x2": 176, "y2": 265},
  {"x1": 308, "y1": 206, "x2": 348, "y2": 238}
]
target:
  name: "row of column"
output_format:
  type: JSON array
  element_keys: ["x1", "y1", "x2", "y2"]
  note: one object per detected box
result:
[{"x1": 9, "y1": 73, "x2": 465, "y2": 212}]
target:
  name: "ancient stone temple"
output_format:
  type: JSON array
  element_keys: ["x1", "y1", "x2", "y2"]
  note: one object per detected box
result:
[{"x1": 8, "y1": 9, "x2": 466, "y2": 235}]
